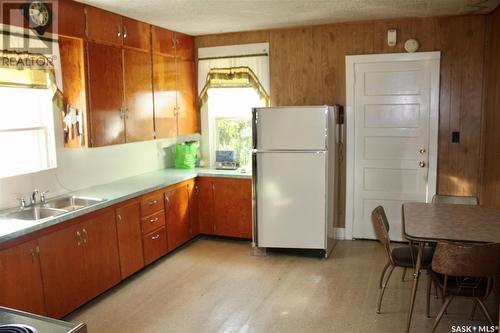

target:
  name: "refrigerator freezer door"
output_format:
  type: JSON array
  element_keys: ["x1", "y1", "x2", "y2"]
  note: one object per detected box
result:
[
  {"x1": 256, "y1": 151, "x2": 327, "y2": 249},
  {"x1": 254, "y1": 107, "x2": 328, "y2": 150}
]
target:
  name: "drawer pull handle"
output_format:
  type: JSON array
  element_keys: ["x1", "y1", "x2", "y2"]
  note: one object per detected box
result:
[
  {"x1": 151, "y1": 234, "x2": 160, "y2": 240},
  {"x1": 148, "y1": 200, "x2": 158, "y2": 206},
  {"x1": 149, "y1": 217, "x2": 159, "y2": 223}
]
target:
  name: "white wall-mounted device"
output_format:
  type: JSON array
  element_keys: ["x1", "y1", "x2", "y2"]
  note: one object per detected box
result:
[{"x1": 387, "y1": 29, "x2": 397, "y2": 47}]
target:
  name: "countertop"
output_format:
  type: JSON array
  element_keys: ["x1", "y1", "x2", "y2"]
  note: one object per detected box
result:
[{"x1": 0, "y1": 168, "x2": 251, "y2": 244}]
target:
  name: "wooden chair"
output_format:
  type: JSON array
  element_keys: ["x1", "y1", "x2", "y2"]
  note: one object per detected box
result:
[
  {"x1": 432, "y1": 195, "x2": 478, "y2": 205},
  {"x1": 427, "y1": 242, "x2": 500, "y2": 333},
  {"x1": 371, "y1": 206, "x2": 434, "y2": 314}
]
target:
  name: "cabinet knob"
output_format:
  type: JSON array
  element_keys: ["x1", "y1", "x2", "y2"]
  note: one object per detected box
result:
[
  {"x1": 123, "y1": 26, "x2": 128, "y2": 38},
  {"x1": 419, "y1": 161, "x2": 426, "y2": 168},
  {"x1": 150, "y1": 217, "x2": 159, "y2": 223},
  {"x1": 76, "y1": 231, "x2": 82, "y2": 246},
  {"x1": 82, "y1": 228, "x2": 88, "y2": 243},
  {"x1": 151, "y1": 234, "x2": 160, "y2": 240},
  {"x1": 148, "y1": 200, "x2": 158, "y2": 206},
  {"x1": 117, "y1": 214, "x2": 122, "y2": 222},
  {"x1": 117, "y1": 25, "x2": 121, "y2": 37}
]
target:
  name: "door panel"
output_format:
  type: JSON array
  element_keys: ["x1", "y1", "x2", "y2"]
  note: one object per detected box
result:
[
  {"x1": 188, "y1": 181, "x2": 200, "y2": 239},
  {"x1": 56, "y1": 0, "x2": 85, "y2": 38},
  {"x1": 153, "y1": 54, "x2": 177, "y2": 138},
  {"x1": 197, "y1": 179, "x2": 214, "y2": 234},
  {"x1": 177, "y1": 58, "x2": 198, "y2": 135},
  {"x1": 85, "y1": 6, "x2": 122, "y2": 46},
  {"x1": 87, "y1": 42, "x2": 125, "y2": 146},
  {"x1": 352, "y1": 59, "x2": 437, "y2": 240},
  {"x1": 165, "y1": 186, "x2": 190, "y2": 251},
  {"x1": 123, "y1": 49, "x2": 154, "y2": 142},
  {"x1": 38, "y1": 224, "x2": 86, "y2": 318},
  {"x1": 116, "y1": 202, "x2": 144, "y2": 279},
  {"x1": 0, "y1": 240, "x2": 45, "y2": 315},
  {"x1": 174, "y1": 32, "x2": 194, "y2": 61},
  {"x1": 151, "y1": 26, "x2": 175, "y2": 56},
  {"x1": 122, "y1": 17, "x2": 151, "y2": 51},
  {"x1": 256, "y1": 152, "x2": 326, "y2": 248},
  {"x1": 82, "y1": 211, "x2": 121, "y2": 300}
]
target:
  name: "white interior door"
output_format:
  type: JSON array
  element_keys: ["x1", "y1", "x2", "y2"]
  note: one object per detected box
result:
[
  {"x1": 346, "y1": 53, "x2": 440, "y2": 241},
  {"x1": 256, "y1": 152, "x2": 326, "y2": 249}
]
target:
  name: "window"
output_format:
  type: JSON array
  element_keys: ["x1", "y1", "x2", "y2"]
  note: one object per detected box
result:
[
  {"x1": 207, "y1": 87, "x2": 265, "y2": 169},
  {"x1": 0, "y1": 86, "x2": 57, "y2": 178}
]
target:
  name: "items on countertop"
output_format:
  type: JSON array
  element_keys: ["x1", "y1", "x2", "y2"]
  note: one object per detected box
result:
[{"x1": 174, "y1": 141, "x2": 199, "y2": 169}]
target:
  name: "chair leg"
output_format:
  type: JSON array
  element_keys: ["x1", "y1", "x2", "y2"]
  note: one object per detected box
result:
[
  {"x1": 379, "y1": 262, "x2": 390, "y2": 289},
  {"x1": 426, "y1": 273, "x2": 432, "y2": 318},
  {"x1": 431, "y1": 296, "x2": 454, "y2": 333},
  {"x1": 434, "y1": 282, "x2": 439, "y2": 299},
  {"x1": 470, "y1": 300, "x2": 478, "y2": 320},
  {"x1": 377, "y1": 264, "x2": 395, "y2": 314},
  {"x1": 476, "y1": 298, "x2": 494, "y2": 324},
  {"x1": 401, "y1": 267, "x2": 407, "y2": 282}
]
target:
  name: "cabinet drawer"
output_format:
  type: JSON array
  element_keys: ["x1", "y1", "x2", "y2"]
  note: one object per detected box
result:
[
  {"x1": 141, "y1": 193, "x2": 164, "y2": 217},
  {"x1": 143, "y1": 227, "x2": 167, "y2": 265},
  {"x1": 141, "y1": 210, "x2": 165, "y2": 235}
]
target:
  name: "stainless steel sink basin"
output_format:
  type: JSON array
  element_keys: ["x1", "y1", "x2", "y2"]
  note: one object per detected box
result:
[
  {"x1": 44, "y1": 196, "x2": 105, "y2": 211},
  {"x1": 5, "y1": 207, "x2": 68, "y2": 221}
]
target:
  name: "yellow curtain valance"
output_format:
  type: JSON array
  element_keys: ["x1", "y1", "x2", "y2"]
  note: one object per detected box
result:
[
  {"x1": 198, "y1": 66, "x2": 270, "y2": 107},
  {"x1": 0, "y1": 50, "x2": 55, "y2": 89}
]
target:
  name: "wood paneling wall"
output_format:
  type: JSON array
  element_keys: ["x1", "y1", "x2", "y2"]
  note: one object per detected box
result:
[
  {"x1": 196, "y1": 16, "x2": 489, "y2": 226},
  {"x1": 482, "y1": 7, "x2": 500, "y2": 208}
]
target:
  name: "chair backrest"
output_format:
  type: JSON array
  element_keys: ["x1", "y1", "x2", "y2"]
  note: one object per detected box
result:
[
  {"x1": 432, "y1": 242, "x2": 500, "y2": 278},
  {"x1": 371, "y1": 206, "x2": 392, "y2": 262},
  {"x1": 432, "y1": 195, "x2": 478, "y2": 205}
]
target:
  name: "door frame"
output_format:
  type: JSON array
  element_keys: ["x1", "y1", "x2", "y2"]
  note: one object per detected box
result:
[{"x1": 345, "y1": 52, "x2": 441, "y2": 240}]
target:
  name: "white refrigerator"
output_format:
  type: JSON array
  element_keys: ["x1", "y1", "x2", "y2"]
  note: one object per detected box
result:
[{"x1": 252, "y1": 106, "x2": 339, "y2": 258}]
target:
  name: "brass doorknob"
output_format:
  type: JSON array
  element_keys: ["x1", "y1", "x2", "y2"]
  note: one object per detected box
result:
[
  {"x1": 419, "y1": 161, "x2": 426, "y2": 168},
  {"x1": 419, "y1": 148, "x2": 426, "y2": 154}
]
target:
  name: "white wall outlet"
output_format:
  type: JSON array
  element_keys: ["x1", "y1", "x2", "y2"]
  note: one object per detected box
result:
[{"x1": 387, "y1": 29, "x2": 397, "y2": 47}]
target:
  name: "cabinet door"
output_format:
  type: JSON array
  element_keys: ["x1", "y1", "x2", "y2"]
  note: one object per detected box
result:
[
  {"x1": 165, "y1": 186, "x2": 191, "y2": 251},
  {"x1": 188, "y1": 181, "x2": 200, "y2": 239},
  {"x1": 85, "y1": 6, "x2": 122, "y2": 46},
  {"x1": 56, "y1": 0, "x2": 85, "y2": 38},
  {"x1": 116, "y1": 202, "x2": 144, "y2": 279},
  {"x1": 0, "y1": 240, "x2": 45, "y2": 315},
  {"x1": 153, "y1": 54, "x2": 177, "y2": 138},
  {"x1": 122, "y1": 17, "x2": 151, "y2": 51},
  {"x1": 176, "y1": 58, "x2": 198, "y2": 135},
  {"x1": 123, "y1": 48, "x2": 154, "y2": 142},
  {"x1": 197, "y1": 179, "x2": 215, "y2": 234},
  {"x1": 174, "y1": 32, "x2": 194, "y2": 61},
  {"x1": 151, "y1": 26, "x2": 175, "y2": 57},
  {"x1": 81, "y1": 211, "x2": 121, "y2": 300},
  {"x1": 39, "y1": 224, "x2": 86, "y2": 318},
  {"x1": 213, "y1": 178, "x2": 253, "y2": 238},
  {"x1": 87, "y1": 42, "x2": 125, "y2": 146}
]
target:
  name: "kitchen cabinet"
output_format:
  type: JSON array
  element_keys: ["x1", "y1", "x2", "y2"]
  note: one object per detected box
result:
[
  {"x1": 143, "y1": 227, "x2": 167, "y2": 265},
  {"x1": 116, "y1": 202, "x2": 145, "y2": 279},
  {"x1": 165, "y1": 185, "x2": 191, "y2": 251},
  {"x1": 86, "y1": 41, "x2": 125, "y2": 146},
  {"x1": 140, "y1": 191, "x2": 167, "y2": 264},
  {"x1": 122, "y1": 17, "x2": 151, "y2": 51},
  {"x1": 39, "y1": 211, "x2": 121, "y2": 318},
  {"x1": 197, "y1": 178, "x2": 252, "y2": 239},
  {"x1": 197, "y1": 178, "x2": 215, "y2": 234},
  {"x1": 140, "y1": 192, "x2": 164, "y2": 217},
  {"x1": 0, "y1": 240, "x2": 46, "y2": 315},
  {"x1": 152, "y1": 27, "x2": 198, "y2": 138},
  {"x1": 123, "y1": 48, "x2": 155, "y2": 142},
  {"x1": 56, "y1": 0, "x2": 86, "y2": 38},
  {"x1": 85, "y1": 6, "x2": 123, "y2": 46},
  {"x1": 187, "y1": 180, "x2": 200, "y2": 239},
  {"x1": 141, "y1": 210, "x2": 166, "y2": 235},
  {"x1": 213, "y1": 178, "x2": 253, "y2": 239}
]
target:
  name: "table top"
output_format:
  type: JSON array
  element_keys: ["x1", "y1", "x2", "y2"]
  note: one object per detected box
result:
[{"x1": 403, "y1": 202, "x2": 500, "y2": 243}]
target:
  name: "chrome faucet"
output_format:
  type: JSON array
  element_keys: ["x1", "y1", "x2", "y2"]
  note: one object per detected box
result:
[
  {"x1": 40, "y1": 190, "x2": 49, "y2": 204},
  {"x1": 31, "y1": 189, "x2": 39, "y2": 205}
]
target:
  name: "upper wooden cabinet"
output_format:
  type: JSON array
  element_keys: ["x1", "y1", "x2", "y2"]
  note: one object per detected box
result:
[
  {"x1": 152, "y1": 54, "x2": 177, "y2": 138},
  {"x1": 122, "y1": 17, "x2": 151, "y2": 51},
  {"x1": 152, "y1": 26, "x2": 176, "y2": 57},
  {"x1": 56, "y1": 0, "x2": 86, "y2": 38},
  {"x1": 175, "y1": 32, "x2": 195, "y2": 61},
  {"x1": 0, "y1": 240, "x2": 46, "y2": 315},
  {"x1": 85, "y1": 6, "x2": 123, "y2": 46},
  {"x1": 177, "y1": 58, "x2": 198, "y2": 135},
  {"x1": 86, "y1": 41, "x2": 125, "y2": 146},
  {"x1": 123, "y1": 48, "x2": 155, "y2": 142}
]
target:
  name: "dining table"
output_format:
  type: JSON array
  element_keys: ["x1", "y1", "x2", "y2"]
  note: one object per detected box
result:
[{"x1": 402, "y1": 202, "x2": 500, "y2": 333}]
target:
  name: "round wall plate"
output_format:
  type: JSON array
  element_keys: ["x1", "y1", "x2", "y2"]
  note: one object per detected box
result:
[{"x1": 404, "y1": 39, "x2": 419, "y2": 53}]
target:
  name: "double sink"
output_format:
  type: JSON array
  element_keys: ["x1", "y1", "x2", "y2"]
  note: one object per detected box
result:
[{"x1": 2, "y1": 196, "x2": 105, "y2": 221}]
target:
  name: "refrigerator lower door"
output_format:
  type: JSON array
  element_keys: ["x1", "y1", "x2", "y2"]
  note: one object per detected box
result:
[{"x1": 255, "y1": 151, "x2": 327, "y2": 249}]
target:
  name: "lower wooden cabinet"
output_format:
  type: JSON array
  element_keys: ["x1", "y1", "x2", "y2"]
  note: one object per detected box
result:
[
  {"x1": 187, "y1": 181, "x2": 200, "y2": 239},
  {"x1": 165, "y1": 185, "x2": 191, "y2": 251},
  {"x1": 38, "y1": 211, "x2": 121, "y2": 318},
  {"x1": 143, "y1": 227, "x2": 167, "y2": 265},
  {"x1": 116, "y1": 202, "x2": 144, "y2": 279},
  {"x1": 0, "y1": 240, "x2": 46, "y2": 315},
  {"x1": 197, "y1": 178, "x2": 252, "y2": 239}
]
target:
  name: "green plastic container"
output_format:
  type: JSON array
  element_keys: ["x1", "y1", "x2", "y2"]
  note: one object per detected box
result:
[{"x1": 174, "y1": 142, "x2": 199, "y2": 169}]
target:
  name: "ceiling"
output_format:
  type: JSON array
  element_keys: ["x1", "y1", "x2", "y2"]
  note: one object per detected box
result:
[{"x1": 77, "y1": 0, "x2": 500, "y2": 36}]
